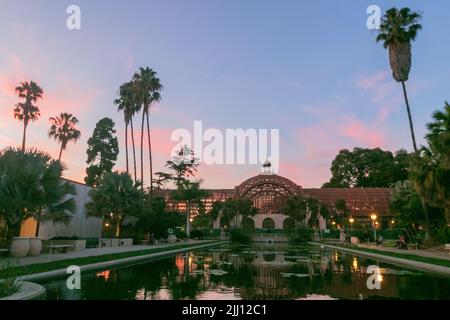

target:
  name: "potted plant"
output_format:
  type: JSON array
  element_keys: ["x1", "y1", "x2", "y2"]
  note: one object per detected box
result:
[
  {"x1": 10, "y1": 237, "x2": 30, "y2": 258},
  {"x1": 28, "y1": 237, "x2": 42, "y2": 256}
]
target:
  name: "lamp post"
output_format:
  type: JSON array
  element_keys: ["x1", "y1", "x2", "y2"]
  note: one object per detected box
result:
[
  {"x1": 371, "y1": 214, "x2": 377, "y2": 243},
  {"x1": 349, "y1": 218, "x2": 354, "y2": 230}
]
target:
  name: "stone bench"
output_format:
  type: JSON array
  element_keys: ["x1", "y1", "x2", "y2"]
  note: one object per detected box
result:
[{"x1": 45, "y1": 244, "x2": 74, "y2": 255}]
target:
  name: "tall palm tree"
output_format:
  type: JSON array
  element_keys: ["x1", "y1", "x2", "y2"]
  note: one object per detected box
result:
[
  {"x1": 376, "y1": 7, "x2": 422, "y2": 152},
  {"x1": 376, "y1": 7, "x2": 432, "y2": 238},
  {"x1": 14, "y1": 81, "x2": 44, "y2": 152},
  {"x1": 132, "y1": 67, "x2": 163, "y2": 193},
  {"x1": 115, "y1": 82, "x2": 140, "y2": 182},
  {"x1": 48, "y1": 113, "x2": 81, "y2": 161}
]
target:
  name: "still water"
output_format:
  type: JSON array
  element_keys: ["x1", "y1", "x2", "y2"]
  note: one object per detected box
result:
[{"x1": 40, "y1": 243, "x2": 450, "y2": 300}]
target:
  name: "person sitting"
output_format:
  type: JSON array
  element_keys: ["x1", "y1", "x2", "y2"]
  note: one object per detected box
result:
[
  {"x1": 376, "y1": 235, "x2": 384, "y2": 247},
  {"x1": 395, "y1": 235, "x2": 408, "y2": 250}
]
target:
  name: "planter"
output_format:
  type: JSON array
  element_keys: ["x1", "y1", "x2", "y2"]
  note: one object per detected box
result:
[
  {"x1": 99, "y1": 238, "x2": 112, "y2": 247},
  {"x1": 111, "y1": 238, "x2": 120, "y2": 247},
  {"x1": 10, "y1": 237, "x2": 30, "y2": 258},
  {"x1": 119, "y1": 238, "x2": 133, "y2": 247},
  {"x1": 28, "y1": 238, "x2": 42, "y2": 256},
  {"x1": 0, "y1": 281, "x2": 46, "y2": 300}
]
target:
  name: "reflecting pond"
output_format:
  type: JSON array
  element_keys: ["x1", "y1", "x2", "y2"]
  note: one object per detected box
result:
[{"x1": 40, "y1": 243, "x2": 450, "y2": 300}]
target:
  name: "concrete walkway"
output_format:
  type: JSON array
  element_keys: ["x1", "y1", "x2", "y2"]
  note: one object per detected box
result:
[
  {"x1": 356, "y1": 243, "x2": 450, "y2": 261},
  {"x1": 311, "y1": 242, "x2": 450, "y2": 277},
  {"x1": 2, "y1": 240, "x2": 208, "y2": 268}
]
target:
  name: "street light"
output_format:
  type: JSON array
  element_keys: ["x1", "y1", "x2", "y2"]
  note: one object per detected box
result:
[{"x1": 370, "y1": 214, "x2": 377, "y2": 242}]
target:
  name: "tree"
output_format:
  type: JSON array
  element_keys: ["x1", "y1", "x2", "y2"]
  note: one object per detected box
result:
[
  {"x1": 171, "y1": 180, "x2": 210, "y2": 237},
  {"x1": 332, "y1": 199, "x2": 351, "y2": 228},
  {"x1": 85, "y1": 118, "x2": 119, "y2": 186},
  {"x1": 283, "y1": 195, "x2": 319, "y2": 229},
  {"x1": 410, "y1": 103, "x2": 450, "y2": 225},
  {"x1": 323, "y1": 148, "x2": 410, "y2": 188},
  {"x1": 376, "y1": 7, "x2": 422, "y2": 152},
  {"x1": 48, "y1": 113, "x2": 81, "y2": 161},
  {"x1": 155, "y1": 145, "x2": 199, "y2": 189},
  {"x1": 0, "y1": 148, "x2": 76, "y2": 242},
  {"x1": 115, "y1": 81, "x2": 140, "y2": 182},
  {"x1": 14, "y1": 81, "x2": 43, "y2": 152},
  {"x1": 132, "y1": 67, "x2": 163, "y2": 193},
  {"x1": 86, "y1": 171, "x2": 143, "y2": 237}
]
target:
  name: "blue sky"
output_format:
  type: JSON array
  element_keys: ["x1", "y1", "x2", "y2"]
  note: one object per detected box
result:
[{"x1": 1, "y1": 0, "x2": 449, "y2": 188}]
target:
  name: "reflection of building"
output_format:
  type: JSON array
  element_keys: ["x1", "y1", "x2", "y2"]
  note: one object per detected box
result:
[{"x1": 159, "y1": 162, "x2": 392, "y2": 231}]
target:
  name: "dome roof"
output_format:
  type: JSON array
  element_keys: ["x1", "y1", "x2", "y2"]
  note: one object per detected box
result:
[{"x1": 235, "y1": 174, "x2": 302, "y2": 199}]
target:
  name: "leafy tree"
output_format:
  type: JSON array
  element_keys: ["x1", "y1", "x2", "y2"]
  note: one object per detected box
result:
[
  {"x1": 14, "y1": 81, "x2": 43, "y2": 152},
  {"x1": 171, "y1": 180, "x2": 210, "y2": 237},
  {"x1": 410, "y1": 103, "x2": 450, "y2": 225},
  {"x1": 0, "y1": 148, "x2": 76, "y2": 242},
  {"x1": 155, "y1": 145, "x2": 199, "y2": 189},
  {"x1": 283, "y1": 195, "x2": 320, "y2": 229},
  {"x1": 376, "y1": 7, "x2": 422, "y2": 152},
  {"x1": 86, "y1": 171, "x2": 143, "y2": 237},
  {"x1": 323, "y1": 147, "x2": 410, "y2": 188},
  {"x1": 132, "y1": 67, "x2": 163, "y2": 192},
  {"x1": 85, "y1": 118, "x2": 119, "y2": 186},
  {"x1": 48, "y1": 113, "x2": 81, "y2": 161}
]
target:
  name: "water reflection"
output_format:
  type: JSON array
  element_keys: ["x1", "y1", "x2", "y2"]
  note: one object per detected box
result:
[{"x1": 41, "y1": 243, "x2": 450, "y2": 300}]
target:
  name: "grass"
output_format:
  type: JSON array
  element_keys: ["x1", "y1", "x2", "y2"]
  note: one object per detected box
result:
[
  {"x1": 0, "y1": 240, "x2": 222, "y2": 279},
  {"x1": 325, "y1": 243, "x2": 450, "y2": 268}
]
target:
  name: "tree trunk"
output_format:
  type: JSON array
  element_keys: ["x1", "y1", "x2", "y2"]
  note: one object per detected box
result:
[
  {"x1": 445, "y1": 206, "x2": 450, "y2": 227},
  {"x1": 58, "y1": 144, "x2": 64, "y2": 161},
  {"x1": 22, "y1": 121, "x2": 28, "y2": 152},
  {"x1": 146, "y1": 110, "x2": 153, "y2": 196},
  {"x1": 186, "y1": 201, "x2": 191, "y2": 238},
  {"x1": 140, "y1": 110, "x2": 145, "y2": 188},
  {"x1": 401, "y1": 81, "x2": 418, "y2": 153},
  {"x1": 130, "y1": 118, "x2": 137, "y2": 183},
  {"x1": 125, "y1": 122, "x2": 129, "y2": 174}
]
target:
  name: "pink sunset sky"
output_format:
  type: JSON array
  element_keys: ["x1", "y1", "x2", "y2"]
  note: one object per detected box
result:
[{"x1": 1, "y1": 1, "x2": 448, "y2": 189}]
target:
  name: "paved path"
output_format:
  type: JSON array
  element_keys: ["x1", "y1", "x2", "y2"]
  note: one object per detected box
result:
[
  {"x1": 2, "y1": 240, "x2": 207, "y2": 268},
  {"x1": 356, "y1": 243, "x2": 450, "y2": 261}
]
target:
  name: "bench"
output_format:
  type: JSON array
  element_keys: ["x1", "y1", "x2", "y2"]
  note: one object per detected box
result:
[
  {"x1": 45, "y1": 244, "x2": 74, "y2": 255},
  {"x1": 445, "y1": 244, "x2": 450, "y2": 254}
]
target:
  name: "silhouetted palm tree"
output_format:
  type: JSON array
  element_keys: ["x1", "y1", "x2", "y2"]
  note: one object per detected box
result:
[
  {"x1": 115, "y1": 82, "x2": 140, "y2": 182},
  {"x1": 376, "y1": 7, "x2": 422, "y2": 152},
  {"x1": 14, "y1": 81, "x2": 43, "y2": 152},
  {"x1": 48, "y1": 113, "x2": 81, "y2": 161},
  {"x1": 132, "y1": 67, "x2": 162, "y2": 193}
]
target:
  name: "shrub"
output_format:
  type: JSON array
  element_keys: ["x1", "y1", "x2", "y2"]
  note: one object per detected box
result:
[
  {"x1": 289, "y1": 228, "x2": 312, "y2": 243},
  {"x1": 230, "y1": 229, "x2": 251, "y2": 244},
  {"x1": 434, "y1": 226, "x2": 450, "y2": 244},
  {"x1": 190, "y1": 229, "x2": 204, "y2": 239},
  {"x1": 175, "y1": 230, "x2": 187, "y2": 240}
]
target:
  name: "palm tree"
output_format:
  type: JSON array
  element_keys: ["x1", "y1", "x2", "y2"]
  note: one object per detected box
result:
[
  {"x1": 0, "y1": 148, "x2": 76, "y2": 242},
  {"x1": 14, "y1": 81, "x2": 44, "y2": 152},
  {"x1": 115, "y1": 82, "x2": 140, "y2": 182},
  {"x1": 48, "y1": 113, "x2": 81, "y2": 161},
  {"x1": 376, "y1": 7, "x2": 422, "y2": 152},
  {"x1": 411, "y1": 103, "x2": 450, "y2": 225},
  {"x1": 132, "y1": 67, "x2": 163, "y2": 193},
  {"x1": 86, "y1": 171, "x2": 143, "y2": 237}
]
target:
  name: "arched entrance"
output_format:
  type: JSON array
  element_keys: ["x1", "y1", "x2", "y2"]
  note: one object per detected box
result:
[{"x1": 262, "y1": 218, "x2": 275, "y2": 229}]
